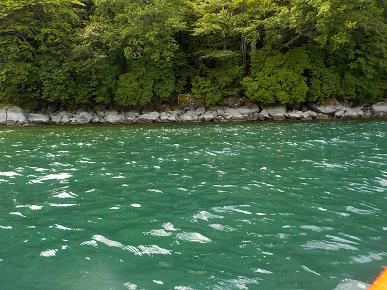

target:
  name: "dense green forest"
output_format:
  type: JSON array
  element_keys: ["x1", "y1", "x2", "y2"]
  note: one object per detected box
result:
[{"x1": 0, "y1": 0, "x2": 386, "y2": 109}]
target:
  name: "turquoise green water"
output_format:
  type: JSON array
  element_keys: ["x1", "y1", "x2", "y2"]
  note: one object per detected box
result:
[{"x1": 0, "y1": 121, "x2": 386, "y2": 290}]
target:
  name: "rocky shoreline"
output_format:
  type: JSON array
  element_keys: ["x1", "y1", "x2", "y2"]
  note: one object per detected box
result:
[{"x1": 0, "y1": 101, "x2": 386, "y2": 126}]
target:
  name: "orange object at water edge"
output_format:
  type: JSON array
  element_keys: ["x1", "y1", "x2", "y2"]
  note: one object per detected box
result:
[{"x1": 369, "y1": 268, "x2": 387, "y2": 290}]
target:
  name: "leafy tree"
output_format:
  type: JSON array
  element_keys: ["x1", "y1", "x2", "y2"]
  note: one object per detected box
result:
[
  {"x1": 243, "y1": 48, "x2": 311, "y2": 104},
  {"x1": 0, "y1": 0, "x2": 84, "y2": 106}
]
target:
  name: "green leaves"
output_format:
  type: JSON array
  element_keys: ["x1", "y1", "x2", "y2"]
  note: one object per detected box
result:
[
  {"x1": 0, "y1": 0, "x2": 385, "y2": 107},
  {"x1": 243, "y1": 48, "x2": 311, "y2": 104}
]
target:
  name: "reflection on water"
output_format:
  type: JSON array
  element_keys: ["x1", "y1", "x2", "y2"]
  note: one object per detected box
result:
[{"x1": 0, "y1": 121, "x2": 386, "y2": 290}]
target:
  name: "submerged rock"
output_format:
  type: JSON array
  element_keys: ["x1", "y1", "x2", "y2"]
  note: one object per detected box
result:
[
  {"x1": 6, "y1": 106, "x2": 27, "y2": 125},
  {"x1": 28, "y1": 113, "x2": 50, "y2": 124}
]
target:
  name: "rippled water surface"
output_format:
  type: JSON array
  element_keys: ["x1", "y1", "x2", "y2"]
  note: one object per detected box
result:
[{"x1": 0, "y1": 121, "x2": 386, "y2": 290}]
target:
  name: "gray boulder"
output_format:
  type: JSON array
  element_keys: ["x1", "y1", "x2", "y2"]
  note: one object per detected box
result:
[
  {"x1": 371, "y1": 102, "x2": 387, "y2": 117},
  {"x1": 0, "y1": 107, "x2": 7, "y2": 124},
  {"x1": 181, "y1": 111, "x2": 199, "y2": 122},
  {"x1": 6, "y1": 106, "x2": 27, "y2": 125},
  {"x1": 168, "y1": 111, "x2": 181, "y2": 121},
  {"x1": 264, "y1": 105, "x2": 287, "y2": 115},
  {"x1": 258, "y1": 109, "x2": 271, "y2": 120},
  {"x1": 62, "y1": 113, "x2": 72, "y2": 124},
  {"x1": 159, "y1": 112, "x2": 179, "y2": 122},
  {"x1": 287, "y1": 110, "x2": 303, "y2": 119},
  {"x1": 223, "y1": 108, "x2": 245, "y2": 120},
  {"x1": 200, "y1": 111, "x2": 217, "y2": 122},
  {"x1": 301, "y1": 110, "x2": 317, "y2": 120},
  {"x1": 75, "y1": 111, "x2": 93, "y2": 124},
  {"x1": 196, "y1": 106, "x2": 206, "y2": 116},
  {"x1": 237, "y1": 105, "x2": 260, "y2": 116},
  {"x1": 28, "y1": 113, "x2": 50, "y2": 124},
  {"x1": 334, "y1": 110, "x2": 346, "y2": 118},
  {"x1": 51, "y1": 111, "x2": 72, "y2": 124},
  {"x1": 263, "y1": 105, "x2": 287, "y2": 120},
  {"x1": 91, "y1": 115, "x2": 101, "y2": 123},
  {"x1": 125, "y1": 111, "x2": 139, "y2": 122},
  {"x1": 344, "y1": 107, "x2": 364, "y2": 118},
  {"x1": 159, "y1": 112, "x2": 170, "y2": 122},
  {"x1": 309, "y1": 98, "x2": 346, "y2": 115},
  {"x1": 105, "y1": 111, "x2": 125, "y2": 123},
  {"x1": 138, "y1": 112, "x2": 160, "y2": 122}
]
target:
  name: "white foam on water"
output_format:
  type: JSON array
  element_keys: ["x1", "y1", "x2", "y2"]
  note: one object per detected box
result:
[
  {"x1": 193, "y1": 210, "x2": 223, "y2": 221},
  {"x1": 177, "y1": 232, "x2": 212, "y2": 243},
  {"x1": 148, "y1": 189, "x2": 163, "y2": 193},
  {"x1": 112, "y1": 176, "x2": 125, "y2": 179},
  {"x1": 346, "y1": 206, "x2": 375, "y2": 215},
  {"x1": 147, "y1": 229, "x2": 172, "y2": 237},
  {"x1": 153, "y1": 280, "x2": 164, "y2": 285},
  {"x1": 0, "y1": 225, "x2": 12, "y2": 230},
  {"x1": 92, "y1": 235, "x2": 124, "y2": 248},
  {"x1": 163, "y1": 223, "x2": 177, "y2": 231},
  {"x1": 131, "y1": 204, "x2": 141, "y2": 208},
  {"x1": 91, "y1": 235, "x2": 172, "y2": 256},
  {"x1": 213, "y1": 206, "x2": 252, "y2": 215},
  {"x1": 124, "y1": 282, "x2": 137, "y2": 290},
  {"x1": 48, "y1": 203, "x2": 77, "y2": 207},
  {"x1": 351, "y1": 252, "x2": 383, "y2": 264},
  {"x1": 0, "y1": 172, "x2": 20, "y2": 177},
  {"x1": 174, "y1": 286, "x2": 193, "y2": 290},
  {"x1": 53, "y1": 191, "x2": 77, "y2": 199},
  {"x1": 110, "y1": 205, "x2": 121, "y2": 210},
  {"x1": 31, "y1": 173, "x2": 72, "y2": 184},
  {"x1": 10, "y1": 212, "x2": 26, "y2": 218},
  {"x1": 255, "y1": 268, "x2": 272, "y2": 274},
  {"x1": 303, "y1": 241, "x2": 358, "y2": 251},
  {"x1": 302, "y1": 265, "x2": 321, "y2": 276},
  {"x1": 40, "y1": 249, "x2": 57, "y2": 257},
  {"x1": 209, "y1": 224, "x2": 235, "y2": 232},
  {"x1": 125, "y1": 245, "x2": 171, "y2": 256},
  {"x1": 300, "y1": 225, "x2": 333, "y2": 232},
  {"x1": 53, "y1": 224, "x2": 82, "y2": 231},
  {"x1": 80, "y1": 240, "x2": 98, "y2": 248}
]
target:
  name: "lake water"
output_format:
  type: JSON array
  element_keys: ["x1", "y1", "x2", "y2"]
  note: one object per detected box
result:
[{"x1": 0, "y1": 121, "x2": 386, "y2": 290}]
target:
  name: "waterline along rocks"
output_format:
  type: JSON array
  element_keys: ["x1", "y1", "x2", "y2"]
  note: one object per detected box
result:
[{"x1": 0, "y1": 101, "x2": 386, "y2": 126}]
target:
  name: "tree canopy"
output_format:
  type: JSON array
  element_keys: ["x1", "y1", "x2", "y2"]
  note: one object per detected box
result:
[{"x1": 0, "y1": 0, "x2": 385, "y2": 108}]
